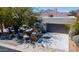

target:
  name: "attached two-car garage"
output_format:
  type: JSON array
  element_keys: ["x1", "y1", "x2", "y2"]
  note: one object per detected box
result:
[
  {"x1": 39, "y1": 16, "x2": 75, "y2": 34},
  {"x1": 47, "y1": 24, "x2": 69, "y2": 34}
]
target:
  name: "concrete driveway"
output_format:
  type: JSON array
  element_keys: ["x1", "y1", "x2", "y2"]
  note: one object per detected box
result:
[{"x1": 38, "y1": 33, "x2": 69, "y2": 51}]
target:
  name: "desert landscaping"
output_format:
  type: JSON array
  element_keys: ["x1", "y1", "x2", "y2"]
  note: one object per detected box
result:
[{"x1": 0, "y1": 7, "x2": 79, "y2": 52}]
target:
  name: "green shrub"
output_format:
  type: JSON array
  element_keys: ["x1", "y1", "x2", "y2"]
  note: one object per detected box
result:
[
  {"x1": 70, "y1": 21, "x2": 79, "y2": 37},
  {"x1": 64, "y1": 24, "x2": 70, "y2": 29}
]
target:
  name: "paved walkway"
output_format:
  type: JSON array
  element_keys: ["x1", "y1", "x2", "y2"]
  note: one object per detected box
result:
[{"x1": 0, "y1": 40, "x2": 65, "y2": 52}]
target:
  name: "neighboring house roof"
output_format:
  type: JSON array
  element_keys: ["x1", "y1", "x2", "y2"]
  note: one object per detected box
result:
[{"x1": 40, "y1": 10, "x2": 70, "y2": 17}]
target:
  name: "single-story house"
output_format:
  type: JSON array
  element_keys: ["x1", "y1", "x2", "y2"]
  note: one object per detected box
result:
[{"x1": 38, "y1": 16, "x2": 76, "y2": 34}]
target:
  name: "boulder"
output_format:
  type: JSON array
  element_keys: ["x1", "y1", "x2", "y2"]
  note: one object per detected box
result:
[{"x1": 73, "y1": 35, "x2": 79, "y2": 47}]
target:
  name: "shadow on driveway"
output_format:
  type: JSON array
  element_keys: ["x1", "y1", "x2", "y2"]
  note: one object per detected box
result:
[{"x1": 0, "y1": 46, "x2": 21, "y2": 52}]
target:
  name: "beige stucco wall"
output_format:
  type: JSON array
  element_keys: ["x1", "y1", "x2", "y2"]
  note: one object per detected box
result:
[{"x1": 41, "y1": 16, "x2": 76, "y2": 24}]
